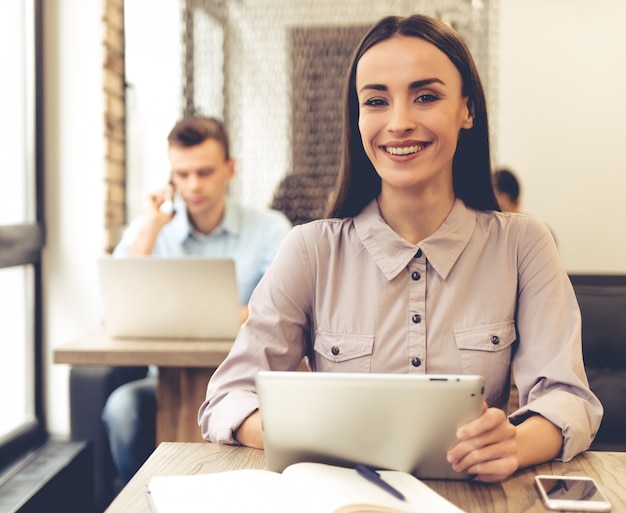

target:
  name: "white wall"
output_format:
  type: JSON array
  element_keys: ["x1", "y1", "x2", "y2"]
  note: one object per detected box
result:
[
  {"x1": 43, "y1": 0, "x2": 106, "y2": 435},
  {"x1": 497, "y1": 0, "x2": 626, "y2": 272},
  {"x1": 125, "y1": 0, "x2": 181, "y2": 222},
  {"x1": 44, "y1": 0, "x2": 626, "y2": 437}
]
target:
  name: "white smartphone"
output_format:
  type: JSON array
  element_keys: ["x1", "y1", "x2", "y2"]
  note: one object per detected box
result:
[
  {"x1": 535, "y1": 475, "x2": 612, "y2": 512},
  {"x1": 159, "y1": 185, "x2": 177, "y2": 216}
]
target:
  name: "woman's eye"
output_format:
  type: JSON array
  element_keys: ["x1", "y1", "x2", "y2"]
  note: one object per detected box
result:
[
  {"x1": 363, "y1": 98, "x2": 387, "y2": 107},
  {"x1": 415, "y1": 93, "x2": 439, "y2": 103}
]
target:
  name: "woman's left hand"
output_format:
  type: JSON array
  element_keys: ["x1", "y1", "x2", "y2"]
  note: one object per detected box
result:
[{"x1": 446, "y1": 402, "x2": 518, "y2": 482}]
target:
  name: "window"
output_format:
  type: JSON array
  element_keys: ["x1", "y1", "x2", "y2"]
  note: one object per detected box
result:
[{"x1": 0, "y1": 0, "x2": 45, "y2": 469}]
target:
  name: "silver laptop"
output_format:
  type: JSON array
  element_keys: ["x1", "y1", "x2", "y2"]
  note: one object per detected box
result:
[
  {"x1": 98, "y1": 256, "x2": 241, "y2": 339},
  {"x1": 256, "y1": 371, "x2": 485, "y2": 480}
]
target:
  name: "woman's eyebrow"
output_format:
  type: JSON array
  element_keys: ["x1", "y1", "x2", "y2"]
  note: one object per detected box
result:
[
  {"x1": 358, "y1": 83, "x2": 387, "y2": 94},
  {"x1": 409, "y1": 78, "x2": 445, "y2": 89},
  {"x1": 358, "y1": 77, "x2": 446, "y2": 94}
]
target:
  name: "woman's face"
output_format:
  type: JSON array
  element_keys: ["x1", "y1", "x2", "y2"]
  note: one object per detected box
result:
[{"x1": 356, "y1": 35, "x2": 473, "y2": 197}]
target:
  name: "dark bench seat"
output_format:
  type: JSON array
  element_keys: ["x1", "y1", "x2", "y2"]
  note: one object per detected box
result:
[{"x1": 569, "y1": 274, "x2": 626, "y2": 452}]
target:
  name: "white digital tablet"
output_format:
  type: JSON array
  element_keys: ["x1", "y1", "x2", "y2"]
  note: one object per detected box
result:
[{"x1": 256, "y1": 371, "x2": 485, "y2": 480}]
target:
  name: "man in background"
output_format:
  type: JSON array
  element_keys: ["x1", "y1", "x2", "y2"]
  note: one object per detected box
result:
[{"x1": 102, "y1": 116, "x2": 292, "y2": 483}]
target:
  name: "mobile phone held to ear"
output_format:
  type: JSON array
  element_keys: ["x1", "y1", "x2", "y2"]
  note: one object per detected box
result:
[
  {"x1": 159, "y1": 187, "x2": 176, "y2": 216},
  {"x1": 535, "y1": 475, "x2": 612, "y2": 512}
]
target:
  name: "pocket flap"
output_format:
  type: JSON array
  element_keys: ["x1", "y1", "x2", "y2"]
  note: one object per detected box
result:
[
  {"x1": 454, "y1": 321, "x2": 517, "y2": 352},
  {"x1": 314, "y1": 331, "x2": 374, "y2": 363}
]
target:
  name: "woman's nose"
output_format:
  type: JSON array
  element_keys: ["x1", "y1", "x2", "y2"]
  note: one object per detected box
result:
[{"x1": 388, "y1": 103, "x2": 416, "y2": 134}]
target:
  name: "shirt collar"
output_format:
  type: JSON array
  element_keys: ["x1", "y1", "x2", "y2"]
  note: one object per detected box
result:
[
  {"x1": 169, "y1": 200, "x2": 240, "y2": 243},
  {"x1": 419, "y1": 199, "x2": 476, "y2": 279},
  {"x1": 354, "y1": 198, "x2": 476, "y2": 281}
]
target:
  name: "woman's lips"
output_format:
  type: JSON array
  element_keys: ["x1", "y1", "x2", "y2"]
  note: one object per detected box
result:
[{"x1": 382, "y1": 142, "x2": 430, "y2": 156}]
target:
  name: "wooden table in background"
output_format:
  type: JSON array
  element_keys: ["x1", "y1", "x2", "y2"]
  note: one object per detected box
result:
[
  {"x1": 53, "y1": 328, "x2": 234, "y2": 443},
  {"x1": 104, "y1": 442, "x2": 626, "y2": 513}
]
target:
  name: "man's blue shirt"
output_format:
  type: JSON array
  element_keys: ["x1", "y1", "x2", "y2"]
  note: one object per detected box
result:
[{"x1": 113, "y1": 201, "x2": 292, "y2": 304}]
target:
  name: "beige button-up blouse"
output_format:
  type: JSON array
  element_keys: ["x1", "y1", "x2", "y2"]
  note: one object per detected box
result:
[{"x1": 199, "y1": 199, "x2": 602, "y2": 461}]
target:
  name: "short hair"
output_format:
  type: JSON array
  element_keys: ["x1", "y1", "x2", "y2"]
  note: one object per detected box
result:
[
  {"x1": 493, "y1": 169, "x2": 521, "y2": 202},
  {"x1": 167, "y1": 116, "x2": 230, "y2": 160},
  {"x1": 328, "y1": 15, "x2": 499, "y2": 218}
]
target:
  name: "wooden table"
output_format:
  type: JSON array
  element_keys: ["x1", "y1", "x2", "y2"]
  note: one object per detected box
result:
[
  {"x1": 53, "y1": 329, "x2": 234, "y2": 443},
  {"x1": 105, "y1": 442, "x2": 626, "y2": 513}
]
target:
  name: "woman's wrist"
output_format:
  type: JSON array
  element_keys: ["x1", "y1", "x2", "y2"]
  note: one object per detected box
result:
[{"x1": 234, "y1": 410, "x2": 264, "y2": 449}]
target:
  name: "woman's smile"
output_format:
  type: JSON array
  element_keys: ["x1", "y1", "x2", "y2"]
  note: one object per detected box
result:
[{"x1": 382, "y1": 142, "x2": 431, "y2": 157}]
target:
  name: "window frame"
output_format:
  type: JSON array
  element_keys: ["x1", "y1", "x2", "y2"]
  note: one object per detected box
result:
[{"x1": 0, "y1": 0, "x2": 46, "y2": 471}]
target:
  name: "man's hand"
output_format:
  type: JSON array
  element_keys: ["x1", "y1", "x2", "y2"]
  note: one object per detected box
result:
[
  {"x1": 128, "y1": 183, "x2": 176, "y2": 256},
  {"x1": 142, "y1": 183, "x2": 176, "y2": 228}
]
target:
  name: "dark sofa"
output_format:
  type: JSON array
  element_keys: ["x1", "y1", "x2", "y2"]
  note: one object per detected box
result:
[
  {"x1": 69, "y1": 365, "x2": 148, "y2": 513},
  {"x1": 569, "y1": 274, "x2": 626, "y2": 451}
]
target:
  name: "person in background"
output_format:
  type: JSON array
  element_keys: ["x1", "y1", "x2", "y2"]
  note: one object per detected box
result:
[
  {"x1": 494, "y1": 167, "x2": 557, "y2": 245},
  {"x1": 102, "y1": 116, "x2": 292, "y2": 484},
  {"x1": 198, "y1": 15, "x2": 601, "y2": 483},
  {"x1": 493, "y1": 168, "x2": 521, "y2": 213}
]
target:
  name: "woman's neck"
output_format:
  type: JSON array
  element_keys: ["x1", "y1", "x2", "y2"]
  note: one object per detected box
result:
[{"x1": 377, "y1": 188, "x2": 455, "y2": 245}]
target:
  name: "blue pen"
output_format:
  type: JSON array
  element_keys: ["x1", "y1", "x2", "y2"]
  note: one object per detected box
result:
[{"x1": 355, "y1": 464, "x2": 406, "y2": 501}]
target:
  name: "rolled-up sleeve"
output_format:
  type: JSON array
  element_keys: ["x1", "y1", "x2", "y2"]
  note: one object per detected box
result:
[
  {"x1": 508, "y1": 217, "x2": 603, "y2": 460},
  {"x1": 198, "y1": 226, "x2": 312, "y2": 443}
]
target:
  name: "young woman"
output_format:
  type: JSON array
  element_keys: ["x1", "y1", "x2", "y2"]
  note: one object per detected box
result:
[{"x1": 198, "y1": 15, "x2": 602, "y2": 482}]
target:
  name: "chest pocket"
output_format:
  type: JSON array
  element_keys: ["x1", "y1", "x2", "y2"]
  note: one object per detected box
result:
[
  {"x1": 313, "y1": 331, "x2": 374, "y2": 373},
  {"x1": 454, "y1": 321, "x2": 517, "y2": 404}
]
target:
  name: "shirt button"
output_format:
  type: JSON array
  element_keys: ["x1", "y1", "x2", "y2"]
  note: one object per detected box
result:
[
  {"x1": 414, "y1": 248, "x2": 423, "y2": 258},
  {"x1": 411, "y1": 357, "x2": 422, "y2": 367},
  {"x1": 331, "y1": 346, "x2": 340, "y2": 356},
  {"x1": 491, "y1": 335, "x2": 500, "y2": 345},
  {"x1": 412, "y1": 314, "x2": 421, "y2": 324},
  {"x1": 411, "y1": 271, "x2": 421, "y2": 281}
]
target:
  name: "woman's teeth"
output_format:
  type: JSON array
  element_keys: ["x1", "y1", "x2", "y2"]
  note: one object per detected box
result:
[{"x1": 385, "y1": 144, "x2": 425, "y2": 156}]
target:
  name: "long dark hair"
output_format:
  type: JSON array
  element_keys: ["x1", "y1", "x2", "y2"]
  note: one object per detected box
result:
[{"x1": 327, "y1": 15, "x2": 499, "y2": 218}]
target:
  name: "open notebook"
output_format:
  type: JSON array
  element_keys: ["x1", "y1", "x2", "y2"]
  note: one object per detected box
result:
[
  {"x1": 147, "y1": 462, "x2": 466, "y2": 513},
  {"x1": 97, "y1": 256, "x2": 241, "y2": 339},
  {"x1": 256, "y1": 371, "x2": 485, "y2": 480}
]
